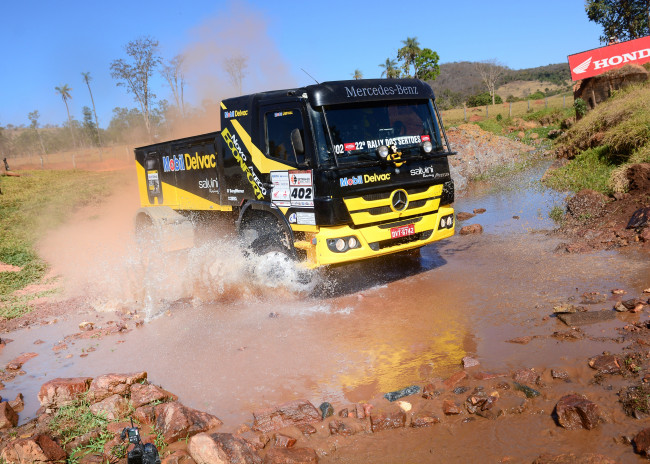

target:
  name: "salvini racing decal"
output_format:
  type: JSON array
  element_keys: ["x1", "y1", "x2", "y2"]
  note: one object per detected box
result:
[
  {"x1": 334, "y1": 135, "x2": 428, "y2": 155},
  {"x1": 222, "y1": 127, "x2": 266, "y2": 200}
]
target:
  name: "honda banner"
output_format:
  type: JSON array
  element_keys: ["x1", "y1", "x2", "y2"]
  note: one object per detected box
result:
[{"x1": 568, "y1": 35, "x2": 650, "y2": 81}]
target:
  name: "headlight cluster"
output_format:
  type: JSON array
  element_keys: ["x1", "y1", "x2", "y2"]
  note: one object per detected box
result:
[
  {"x1": 439, "y1": 214, "x2": 454, "y2": 229},
  {"x1": 422, "y1": 141, "x2": 433, "y2": 153},
  {"x1": 327, "y1": 236, "x2": 361, "y2": 253}
]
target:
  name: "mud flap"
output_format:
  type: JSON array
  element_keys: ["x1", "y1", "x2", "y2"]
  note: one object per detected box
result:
[{"x1": 135, "y1": 207, "x2": 194, "y2": 253}]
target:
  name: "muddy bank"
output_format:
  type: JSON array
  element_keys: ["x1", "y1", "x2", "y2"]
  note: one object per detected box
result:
[{"x1": 553, "y1": 163, "x2": 650, "y2": 254}]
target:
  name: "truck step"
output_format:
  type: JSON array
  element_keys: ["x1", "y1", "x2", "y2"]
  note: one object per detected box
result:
[{"x1": 293, "y1": 240, "x2": 313, "y2": 250}]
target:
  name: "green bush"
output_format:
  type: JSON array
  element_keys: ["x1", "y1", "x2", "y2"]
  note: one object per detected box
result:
[
  {"x1": 573, "y1": 98, "x2": 588, "y2": 118},
  {"x1": 527, "y1": 91, "x2": 545, "y2": 100},
  {"x1": 467, "y1": 92, "x2": 503, "y2": 107}
]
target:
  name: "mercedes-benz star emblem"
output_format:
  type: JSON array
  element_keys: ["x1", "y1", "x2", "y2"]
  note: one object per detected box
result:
[{"x1": 391, "y1": 189, "x2": 408, "y2": 212}]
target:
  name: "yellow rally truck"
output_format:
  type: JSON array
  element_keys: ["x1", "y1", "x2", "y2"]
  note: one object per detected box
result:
[{"x1": 134, "y1": 78, "x2": 455, "y2": 268}]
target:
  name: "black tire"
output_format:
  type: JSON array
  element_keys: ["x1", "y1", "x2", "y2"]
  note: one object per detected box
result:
[{"x1": 240, "y1": 214, "x2": 292, "y2": 258}]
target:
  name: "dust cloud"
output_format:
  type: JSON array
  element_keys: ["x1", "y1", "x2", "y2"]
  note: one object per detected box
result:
[{"x1": 166, "y1": 2, "x2": 297, "y2": 138}]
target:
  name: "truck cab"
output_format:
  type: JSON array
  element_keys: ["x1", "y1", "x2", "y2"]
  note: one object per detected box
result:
[{"x1": 135, "y1": 78, "x2": 455, "y2": 268}]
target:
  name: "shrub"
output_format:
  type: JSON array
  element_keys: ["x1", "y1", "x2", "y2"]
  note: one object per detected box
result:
[
  {"x1": 573, "y1": 98, "x2": 588, "y2": 118},
  {"x1": 467, "y1": 92, "x2": 503, "y2": 107}
]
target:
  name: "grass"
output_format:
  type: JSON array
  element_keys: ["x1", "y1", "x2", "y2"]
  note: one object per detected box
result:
[
  {"x1": 543, "y1": 146, "x2": 616, "y2": 194},
  {"x1": 548, "y1": 205, "x2": 565, "y2": 223},
  {"x1": 440, "y1": 93, "x2": 574, "y2": 128},
  {"x1": 0, "y1": 170, "x2": 119, "y2": 319}
]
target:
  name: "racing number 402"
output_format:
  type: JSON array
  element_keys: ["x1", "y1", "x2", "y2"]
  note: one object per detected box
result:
[{"x1": 291, "y1": 187, "x2": 312, "y2": 199}]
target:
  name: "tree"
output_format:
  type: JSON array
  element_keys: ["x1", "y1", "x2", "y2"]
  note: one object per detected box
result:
[
  {"x1": 475, "y1": 59, "x2": 507, "y2": 105},
  {"x1": 160, "y1": 55, "x2": 186, "y2": 116},
  {"x1": 27, "y1": 110, "x2": 46, "y2": 155},
  {"x1": 55, "y1": 84, "x2": 77, "y2": 147},
  {"x1": 586, "y1": 0, "x2": 650, "y2": 44},
  {"x1": 81, "y1": 72, "x2": 103, "y2": 156},
  {"x1": 379, "y1": 58, "x2": 400, "y2": 78},
  {"x1": 413, "y1": 48, "x2": 440, "y2": 81},
  {"x1": 397, "y1": 37, "x2": 421, "y2": 77},
  {"x1": 110, "y1": 36, "x2": 162, "y2": 139},
  {"x1": 82, "y1": 106, "x2": 99, "y2": 146},
  {"x1": 223, "y1": 54, "x2": 248, "y2": 95},
  {"x1": 352, "y1": 69, "x2": 363, "y2": 80}
]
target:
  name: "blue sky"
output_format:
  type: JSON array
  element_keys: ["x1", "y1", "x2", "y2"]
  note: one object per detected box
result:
[{"x1": 2, "y1": 0, "x2": 603, "y2": 128}]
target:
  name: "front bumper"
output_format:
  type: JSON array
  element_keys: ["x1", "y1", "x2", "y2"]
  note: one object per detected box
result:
[{"x1": 302, "y1": 205, "x2": 454, "y2": 268}]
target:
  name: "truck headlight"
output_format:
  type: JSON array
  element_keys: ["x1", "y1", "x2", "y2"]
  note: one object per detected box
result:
[
  {"x1": 335, "y1": 238, "x2": 346, "y2": 251},
  {"x1": 377, "y1": 145, "x2": 389, "y2": 159},
  {"x1": 422, "y1": 141, "x2": 433, "y2": 153}
]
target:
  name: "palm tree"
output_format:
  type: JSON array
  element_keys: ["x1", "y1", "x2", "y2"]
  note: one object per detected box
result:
[
  {"x1": 353, "y1": 69, "x2": 363, "y2": 80},
  {"x1": 81, "y1": 72, "x2": 103, "y2": 159},
  {"x1": 379, "y1": 58, "x2": 399, "y2": 78},
  {"x1": 397, "y1": 37, "x2": 421, "y2": 77},
  {"x1": 55, "y1": 84, "x2": 76, "y2": 148}
]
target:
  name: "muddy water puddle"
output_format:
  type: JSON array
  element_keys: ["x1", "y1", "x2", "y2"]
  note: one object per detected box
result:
[{"x1": 4, "y1": 162, "x2": 650, "y2": 462}]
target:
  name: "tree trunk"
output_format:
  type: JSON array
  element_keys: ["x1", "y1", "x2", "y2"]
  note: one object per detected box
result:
[
  {"x1": 86, "y1": 82, "x2": 103, "y2": 160},
  {"x1": 64, "y1": 99, "x2": 77, "y2": 148}
]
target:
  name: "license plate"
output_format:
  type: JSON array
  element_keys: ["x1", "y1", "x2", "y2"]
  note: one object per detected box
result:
[{"x1": 390, "y1": 224, "x2": 415, "y2": 239}]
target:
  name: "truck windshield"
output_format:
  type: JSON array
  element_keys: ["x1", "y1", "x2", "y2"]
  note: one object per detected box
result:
[{"x1": 316, "y1": 99, "x2": 442, "y2": 166}]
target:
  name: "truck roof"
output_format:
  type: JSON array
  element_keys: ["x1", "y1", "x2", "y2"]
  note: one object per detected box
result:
[{"x1": 222, "y1": 78, "x2": 436, "y2": 109}]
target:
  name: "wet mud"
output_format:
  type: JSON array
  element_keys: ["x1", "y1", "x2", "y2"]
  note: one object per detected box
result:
[{"x1": 3, "y1": 161, "x2": 650, "y2": 462}]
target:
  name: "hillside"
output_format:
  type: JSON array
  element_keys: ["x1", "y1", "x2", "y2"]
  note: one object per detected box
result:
[{"x1": 429, "y1": 61, "x2": 572, "y2": 109}]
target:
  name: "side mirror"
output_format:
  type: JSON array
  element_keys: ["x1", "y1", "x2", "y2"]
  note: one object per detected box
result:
[{"x1": 291, "y1": 128, "x2": 308, "y2": 166}]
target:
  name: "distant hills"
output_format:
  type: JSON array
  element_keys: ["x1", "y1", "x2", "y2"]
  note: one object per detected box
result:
[{"x1": 428, "y1": 62, "x2": 572, "y2": 109}]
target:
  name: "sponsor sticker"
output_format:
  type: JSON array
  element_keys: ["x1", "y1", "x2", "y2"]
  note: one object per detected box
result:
[
  {"x1": 344, "y1": 142, "x2": 356, "y2": 151},
  {"x1": 421, "y1": 135, "x2": 431, "y2": 142},
  {"x1": 390, "y1": 224, "x2": 415, "y2": 239},
  {"x1": 271, "y1": 171, "x2": 291, "y2": 207},
  {"x1": 288, "y1": 213, "x2": 297, "y2": 223},
  {"x1": 296, "y1": 212, "x2": 316, "y2": 225},
  {"x1": 272, "y1": 170, "x2": 314, "y2": 208}
]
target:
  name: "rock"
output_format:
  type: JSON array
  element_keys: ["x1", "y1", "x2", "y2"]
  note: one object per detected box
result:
[
  {"x1": 252, "y1": 400, "x2": 320, "y2": 433},
  {"x1": 581, "y1": 292, "x2": 606, "y2": 304},
  {"x1": 156, "y1": 402, "x2": 223, "y2": 443},
  {"x1": 0, "y1": 434, "x2": 67, "y2": 463},
  {"x1": 130, "y1": 382, "x2": 177, "y2": 408},
  {"x1": 397, "y1": 401, "x2": 411, "y2": 412},
  {"x1": 236, "y1": 431, "x2": 269, "y2": 451},
  {"x1": 627, "y1": 207, "x2": 650, "y2": 229},
  {"x1": 555, "y1": 394, "x2": 603, "y2": 430},
  {"x1": 588, "y1": 355, "x2": 621, "y2": 374},
  {"x1": 612, "y1": 289, "x2": 626, "y2": 295},
  {"x1": 89, "y1": 394, "x2": 129, "y2": 421},
  {"x1": 443, "y1": 370, "x2": 468, "y2": 389},
  {"x1": 87, "y1": 372, "x2": 147, "y2": 402},
  {"x1": 188, "y1": 432, "x2": 262, "y2": 464},
  {"x1": 622, "y1": 298, "x2": 643, "y2": 310},
  {"x1": 565, "y1": 190, "x2": 607, "y2": 220},
  {"x1": 369, "y1": 410, "x2": 406, "y2": 432},
  {"x1": 614, "y1": 302, "x2": 628, "y2": 312},
  {"x1": 456, "y1": 212, "x2": 475, "y2": 221},
  {"x1": 442, "y1": 400, "x2": 461, "y2": 415},
  {"x1": 513, "y1": 382, "x2": 540, "y2": 398},
  {"x1": 0, "y1": 401, "x2": 18, "y2": 428},
  {"x1": 274, "y1": 433, "x2": 297, "y2": 448},
  {"x1": 421, "y1": 383, "x2": 440, "y2": 399},
  {"x1": 134, "y1": 404, "x2": 157, "y2": 425},
  {"x1": 532, "y1": 454, "x2": 619, "y2": 463},
  {"x1": 318, "y1": 402, "x2": 333, "y2": 419},
  {"x1": 8, "y1": 393, "x2": 24, "y2": 412},
  {"x1": 553, "y1": 304, "x2": 581, "y2": 314},
  {"x1": 295, "y1": 424, "x2": 317, "y2": 436},
  {"x1": 453, "y1": 386, "x2": 469, "y2": 395},
  {"x1": 462, "y1": 356, "x2": 479, "y2": 368},
  {"x1": 506, "y1": 336, "x2": 532, "y2": 344},
  {"x1": 513, "y1": 215, "x2": 520, "y2": 219},
  {"x1": 473, "y1": 208, "x2": 486, "y2": 214},
  {"x1": 556, "y1": 311, "x2": 616, "y2": 326},
  {"x1": 64, "y1": 429, "x2": 102, "y2": 453},
  {"x1": 383, "y1": 385, "x2": 420, "y2": 402},
  {"x1": 512, "y1": 368, "x2": 540, "y2": 385},
  {"x1": 38, "y1": 377, "x2": 93, "y2": 408},
  {"x1": 411, "y1": 410, "x2": 440, "y2": 427},
  {"x1": 551, "y1": 370, "x2": 570, "y2": 381},
  {"x1": 161, "y1": 450, "x2": 195, "y2": 464},
  {"x1": 473, "y1": 372, "x2": 506, "y2": 381},
  {"x1": 79, "y1": 321, "x2": 95, "y2": 331},
  {"x1": 329, "y1": 420, "x2": 354, "y2": 436},
  {"x1": 6, "y1": 352, "x2": 38, "y2": 370},
  {"x1": 634, "y1": 428, "x2": 650, "y2": 457},
  {"x1": 337, "y1": 408, "x2": 348, "y2": 417},
  {"x1": 459, "y1": 224, "x2": 483, "y2": 235},
  {"x1": 552, "y1": 329, "x2": 584, "y2": 341},
  {"x1": 263, "y1": 447, "x2": 318, "y2": 464}
]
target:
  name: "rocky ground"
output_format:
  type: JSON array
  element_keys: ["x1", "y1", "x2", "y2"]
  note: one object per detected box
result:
[
  {"x1": 2, "y1": 286, "x2": 650, "y2": 464},
  {"x1": 551, "y1": 163, "x2": 650, "y2": 254}
]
